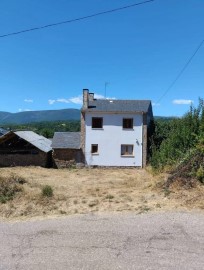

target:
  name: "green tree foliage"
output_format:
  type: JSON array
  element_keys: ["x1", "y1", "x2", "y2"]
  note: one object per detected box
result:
[
  {"x1": 151, "y1": 98, "x2": 204, "y2": 170},
  {"x1": 1, "y1": 120, "x2": 80, "y2": 138}
]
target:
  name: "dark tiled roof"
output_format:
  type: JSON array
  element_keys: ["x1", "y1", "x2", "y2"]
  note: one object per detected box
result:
[
  {"x1": 51, "y1": 132, "x2": 81, "y2": 149},
  {"x1": 85, "y1": 99, "x2": 152, "y2": 113}
]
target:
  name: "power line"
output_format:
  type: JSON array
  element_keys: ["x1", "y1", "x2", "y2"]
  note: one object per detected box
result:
[
  {"x1": 0, "y1": 0, "x2": 154, "y2": 38},
  {"x1": 157, "y1": 39, "x2": 204, "y2": 103}
]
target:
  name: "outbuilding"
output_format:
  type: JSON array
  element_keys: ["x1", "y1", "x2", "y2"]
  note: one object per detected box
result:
[
  {"x1": 51, "y1": 132, "x2": 82, "y2": 168},
  {"x1": 0, "y1": 131, "x2": 52, "y2": 167}
]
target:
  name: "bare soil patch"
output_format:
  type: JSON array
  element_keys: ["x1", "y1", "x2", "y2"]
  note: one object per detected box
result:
[{"x1": 0, "y1": 166, "x2": 204, "y2": 221}]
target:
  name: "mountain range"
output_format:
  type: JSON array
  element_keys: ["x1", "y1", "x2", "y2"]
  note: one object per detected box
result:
[
  {"x1": 0, "y1": 109, "x2": 81, "y2": 124},
  {"x1": 0, "y1": 109, "x2": 175, "y2": 125}
]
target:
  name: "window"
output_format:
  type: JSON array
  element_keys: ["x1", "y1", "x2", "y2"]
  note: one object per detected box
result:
[
  {"x1": 121, "y1": 145, "x2": 134, "y2": 156},
  {"x1": 91, "y1": 144, "x2": 98, "y2": 154},
  {"x1": 92, "y1": 117, "x2": 103, "y2": 128},
  {"x1": 123, "y1": 118, "x2": 133, "y2": 129}
]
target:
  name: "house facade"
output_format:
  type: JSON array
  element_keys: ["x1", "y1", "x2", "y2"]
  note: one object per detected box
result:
[{"x1": 81, "y1": 89, "x2": 153, "y2": 167}]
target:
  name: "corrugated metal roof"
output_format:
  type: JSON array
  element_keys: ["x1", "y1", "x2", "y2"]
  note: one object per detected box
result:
[
  {"x1": 85, "y1": 99, "x2": 152, "y2": 113},
  {"x1": 51, "y1": 132, "x2": 81, "y2": 149},
  {"x1": 14, "y1": 131, "x2": 52, "y2": 153}
]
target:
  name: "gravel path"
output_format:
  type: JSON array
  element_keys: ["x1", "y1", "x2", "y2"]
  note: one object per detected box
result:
[{"x1": 1, "y1": 211, "x2": 204, "y2": 270}]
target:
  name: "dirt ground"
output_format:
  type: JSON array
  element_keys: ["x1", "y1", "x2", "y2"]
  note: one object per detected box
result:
[{"x1": 0, "y1": 166, "x2": 204, "y2": 221}]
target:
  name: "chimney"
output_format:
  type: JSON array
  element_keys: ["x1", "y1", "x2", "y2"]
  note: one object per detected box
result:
[
  {"x1": 83, "y1": 89, "x2": 89, "y2": 109},
  {"x1": 89, "y1": 93, "x2": 94, "y2": 102}
]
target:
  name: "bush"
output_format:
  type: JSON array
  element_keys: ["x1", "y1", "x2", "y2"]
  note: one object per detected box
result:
[
  {"x1": 151, "y1": 99, "x2": 204, "y2": 170},
  {"x1": 196, "y1": 166, "x2": 204, "y2": 183},
  {"x1": 0, "y1": 175, "x2": 25, "y2": 204},
  {"x1": 42, "y1": 185, "x2": 53, "y2": 197}
]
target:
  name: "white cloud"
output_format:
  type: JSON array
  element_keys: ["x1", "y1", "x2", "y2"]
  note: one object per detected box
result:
[
  {"x1": 172, "y1": 99, "x2": 194, "y2": 105},
  {"x1": 18, "y1": 108, "x2": 31, "y2": 112},
  {"x1": 24, "y1": 99, "x2": 33, "y2": 103},
  {"x1": 69, "y1": 96, "x2": 83, "y2": 105},
  {"x1": 95, "y1": 94, "x2": 116, "y2": 100},
  {"x1": 48, "y1": 98, "x2": 70, "y2": 105},
  {"x1": 57, "y1": 98, "x2": 70, "y2": 104},
  {"x1": 48, "y1": 99, "x2": 56, "y2": 105},
  {"x1": 152, "y1": 102, "x2": 160, "y2": 107},
  {"x1": 94, "y1": 94, "x2": 105, "y2": 99},
  {"x1": 48, "y1": 93, "x2": 116, "y2": 105}
]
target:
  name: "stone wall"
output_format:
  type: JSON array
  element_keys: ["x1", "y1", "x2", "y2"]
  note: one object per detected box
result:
[
  {"x1": 0, "y1": 151, "x2": 51, "y2": 168},
  {"x1": 53, "y1": 148, "x2": 82, "y2": 162},
  {"x1": 80, "y1": 112, "x2": 86, "y2": 163},
  {"x1": 52, "y1": 148, "x2": 83, "y2": 168}
]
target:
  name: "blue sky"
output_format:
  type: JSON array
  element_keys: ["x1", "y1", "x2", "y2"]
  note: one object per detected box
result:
[{"x1": 0, "y1": 0, "x2": 203, "y2": 116}]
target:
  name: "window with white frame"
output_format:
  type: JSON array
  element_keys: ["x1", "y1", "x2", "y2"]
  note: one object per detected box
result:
[{"x1": 121, "y1": 144, "x2": 134, "y2": 156}]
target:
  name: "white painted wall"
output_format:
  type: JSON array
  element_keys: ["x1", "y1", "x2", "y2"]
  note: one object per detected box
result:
[{"x1": 85, "y1": 113, "x2": 143, "y2": 167}]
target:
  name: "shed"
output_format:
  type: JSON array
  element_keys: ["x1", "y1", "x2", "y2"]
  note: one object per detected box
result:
[
  {"x1": 51, "y1": 132, "x2": 82, "y2": 167},
  {"x1": 0, "y1": 131, "x2": 52, "y2": 167}
]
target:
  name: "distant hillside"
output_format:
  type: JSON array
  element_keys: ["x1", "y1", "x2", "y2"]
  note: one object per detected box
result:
[
  {"x1": 154, "y1": 116, "x2": 178, "y2": 121},
  {"x1": 0, "y1": 109, "x2": 176, "y2": 125},
  {"x1": 0, "y1": 109, "x2": 80, "y2": 124}
]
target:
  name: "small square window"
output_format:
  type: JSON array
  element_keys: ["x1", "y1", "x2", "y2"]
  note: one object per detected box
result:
[
  {"x1": 121, "y1": 145, "x2": 134, "y2": 156},
  {"x1": 92, "y1": 117, "x2": 103, "y2": 128},
  {"x1": 91, "y1": 144, "x2": 98, "y2": 154},
  {"x1": 123, "y1": 118, "x2": 133, "y2": 129}
]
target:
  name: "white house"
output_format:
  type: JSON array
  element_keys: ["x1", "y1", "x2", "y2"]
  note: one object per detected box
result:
[{"x1": 81, "y1": 89, "x2": 153, "y2": 167}]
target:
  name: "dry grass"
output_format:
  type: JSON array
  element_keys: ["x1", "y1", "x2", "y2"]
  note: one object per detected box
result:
[{"x1": 0, "y1": 166, "x2": 204, "y2": 221}]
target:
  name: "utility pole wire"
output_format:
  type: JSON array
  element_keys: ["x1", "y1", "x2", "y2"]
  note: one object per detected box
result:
[
  {"x1": 0, "y1": 0, "x2": 154, "y2": 38},
  {"x1": 157, "y1": 39, "x2": 204, "y2": 103}
]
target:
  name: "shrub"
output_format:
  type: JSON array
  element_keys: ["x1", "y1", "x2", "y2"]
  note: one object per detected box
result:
[
  {"x1": 196, "y1": 166, "x2": 204, "y2": 183},
  {"x1": 42, "y1": 185, "x2": 53, "y2": 197},
  {"x1": 105, "y1": 194, "x2": 114, "y2": 200},
  {"x1": 0, "y1": 175, "x2": 25, "y2": 204}
]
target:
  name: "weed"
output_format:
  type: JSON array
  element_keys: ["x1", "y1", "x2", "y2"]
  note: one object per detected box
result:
[
  {"x1": 105, "y1": 194, "x2": 114, "y2": 200},
  {"x1": 42, "y1": 185, "x2": 53, "y2": 197},
  {"x1": 88, "y1": 199, "x2": 99, "y2": 207},
  {"x1": 73, "y1": 199, "x2": 78, "y2": 204},
  {"x1": 60, "y1": 210, "x2": 67, "y2": 214},
  {"x1": 0, "y1": 196, "x2": 7, "y2": 204},
  {"x1": 138, "y1": 205, "x2": 151, "y2": 214},
  {"x1": 0, "y1": 175, "x2": 24, "y2": 204},
  {"x1": 196, "y1": 166, "x2": 204, "y2": 183},
  {"x1": 163, "y1": 187, "x2": 171, "y2": 197},
  {"x1": 156, "y1": 203, "x2": 161, "y2": 208},
  {"x1": 11, "y1": 174, "x2": 27, "y2": 185}
]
